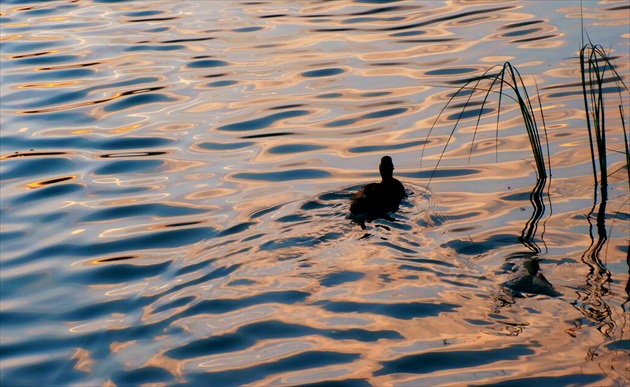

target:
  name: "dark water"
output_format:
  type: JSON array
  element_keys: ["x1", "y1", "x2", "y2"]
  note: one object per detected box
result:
[{"x1": 1, "y1": 1, "x2": 629, "y2": 386}]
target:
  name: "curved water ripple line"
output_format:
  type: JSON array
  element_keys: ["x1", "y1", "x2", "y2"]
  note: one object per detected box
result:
[{"x1": 1, "y1": 0, "x2": 628, "y2": 386}]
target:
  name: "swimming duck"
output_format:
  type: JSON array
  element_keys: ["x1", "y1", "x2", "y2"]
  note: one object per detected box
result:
[{"x1": 349, "y1": 156, "x2": 406, "y2": 225}]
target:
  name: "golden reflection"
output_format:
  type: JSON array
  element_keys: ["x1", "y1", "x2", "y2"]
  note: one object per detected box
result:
[
  {"x1": 185, "y1": 188, "x2": 237, "y2": 201},
  {"x1": 70, "y1": 348, "x2": 95, "y2": 373},
  {"x1": 104, "y1": 283, "x2": 147, "y2": 297},
  {"x1": 110, "y1": 340, "x2": 137, "y2": 354},
  {"x1": 168, "y1": 306, "x2": 276, "y2": 335},
  {"x1": 1, "y1": 1, "x2": 628, "y2": 385},
  {"x1": 517, "y1": 39, "x2": 564, "y2": 49},
  {"x1": 195, "y1": 340, "x2": 314, "y2": 371},
  {"x1": 1, "y1": 22, "x2": 28, "y2": 28},
  {"x1": 112, "y1": 123, "x2": 142, "y2": 133},
  {"x1": 24, "y1": 175, "x2": 76, "y2": 189},
  {"x1": 434, "y1": 136, "x2": 535, "y2": 162},
  {"x1": 89, "y1": 194, "x2": 170, "y2": 208},
  {"x1": 69, "y1": 319, "x2": 123, "y2": 333},
  {"x1": 144, "y1": 351, "x2": 185, "y2": 378},
  {"x1": 0, "y1": 34, "x2": 22, "y2": 41},
  {"x1": 92, "y1": 255, "x2": 138, "y2": 265},
  {"x1": 359, "y1": 41, "x2": 475, "y2": 61},
  {"x1": 481, "y1": 55, "x2": 515, "y2": 62},
  {"x1": 158, "y1": 122, "x2": 199, "y2": 132},
  {"x1": 531, "y1": 106, "x2": 582, "y2": 122},
  {"x1": 185, "y1": 101, "x2": 227, "y2": 114},
  {"x1": 97, "y1": 217, "x2": 209, "y2": 239},
  {"x1": 90, "y1": 176, "x2": 167, "y2": 188},
  {"x1": 18, "y1": 81, "x2": 80, "y2": 89},
  {"x1": 257, "y1": 361, "x2": 365, "y2": 386}
]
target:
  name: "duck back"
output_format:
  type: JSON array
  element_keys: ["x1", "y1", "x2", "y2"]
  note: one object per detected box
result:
[{"x1": 350, "y1": 178, "x2": 406, "y2": 217}]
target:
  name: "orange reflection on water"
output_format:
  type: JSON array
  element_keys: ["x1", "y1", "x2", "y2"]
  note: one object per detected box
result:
[
  {"x1": 24, "y1": 175, "x2": 77, "y2": 189},
  {"x1": 70, "y1": 348, "x2": 95, "y2": 373},
  {"x1": 0, "y1": 1, "x2": 628, "y2": 386}
]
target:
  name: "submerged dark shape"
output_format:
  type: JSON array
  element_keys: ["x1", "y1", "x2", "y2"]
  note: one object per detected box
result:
[
  {"x1": 502, "y1": 257, "x2": 561, "y2": 297},
  {"x1": 349, "y1": 156, "x2": 406, "y2": 228}
]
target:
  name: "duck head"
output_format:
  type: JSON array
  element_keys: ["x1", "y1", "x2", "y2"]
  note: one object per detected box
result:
[{"x1": 379, "y1": 155, "x2": 394, "y2": 181}]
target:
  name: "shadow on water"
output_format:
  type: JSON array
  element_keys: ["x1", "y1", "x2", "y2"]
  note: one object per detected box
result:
[
  {"x1": 499, "y1": 177, "x2": 562, "y2": 299},
  {"x1": 575, "y1": 198, "x2": 612, "y2": 324}
]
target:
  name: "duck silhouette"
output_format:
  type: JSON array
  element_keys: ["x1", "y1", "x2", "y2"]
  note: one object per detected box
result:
[{"x1": 349, "y1": 156, "x2": 406, "y2": 228}]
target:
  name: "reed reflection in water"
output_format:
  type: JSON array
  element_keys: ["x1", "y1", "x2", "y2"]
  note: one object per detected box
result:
[{"x1": 1, "y1": 0, "x2": 629, "y2": 386}]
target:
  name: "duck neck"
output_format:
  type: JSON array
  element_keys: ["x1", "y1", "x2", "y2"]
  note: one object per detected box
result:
[{"x1": 379, "y1": 162, "x2": 394, "y2": 182}]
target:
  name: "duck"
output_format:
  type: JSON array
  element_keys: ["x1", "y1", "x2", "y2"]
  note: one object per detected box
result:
[{"x1": 349, "y1": 156, "x2": 407, "y2": 226}]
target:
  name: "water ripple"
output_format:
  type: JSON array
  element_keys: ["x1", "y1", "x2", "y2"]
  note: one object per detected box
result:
[{"x1": 1, "y1": 1, "x2": 628, "y2": 386}]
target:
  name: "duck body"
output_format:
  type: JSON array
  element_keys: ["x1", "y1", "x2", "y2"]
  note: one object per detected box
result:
[
  {"x1": 350, "y1": 179, "x2": 406, "y2": 215},
  {"x1": 349, "y1": 156, "x2": 406, "y2": 224}
]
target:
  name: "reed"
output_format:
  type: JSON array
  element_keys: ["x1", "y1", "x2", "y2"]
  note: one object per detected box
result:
[
  {"x1": 576, "y1": 43, "x2": 629, "y2": 311},
  {"x1": 421, "y1": 62, "x2": 550, "y2": 187},
  {"x1": 579, "y1": 43, "x2": 630, "y2": 199},
  {"x1": 421, "y1": 48, "x2": 628, "y2": 265},
  {"x1": 423, "y1": 50, "x2": 629, "y2": 197}
]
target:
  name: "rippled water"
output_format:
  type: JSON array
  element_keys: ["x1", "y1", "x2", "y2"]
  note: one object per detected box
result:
[{"x1": 1, "y1": 0, "x2": 629, "y2": 386}]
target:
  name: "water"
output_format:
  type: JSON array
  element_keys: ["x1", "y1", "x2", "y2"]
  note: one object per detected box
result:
[{"x1": 1, "y1": 0, "x2": 629, "y2": 385}]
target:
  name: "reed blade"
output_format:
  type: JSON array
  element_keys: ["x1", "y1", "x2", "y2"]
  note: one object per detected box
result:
[
  {"x1": 580, "y1": 43, "x2": 630, "y2": 200},
  {"x1": 422, "y1": 62, "x2": 550, "y2": 188}
]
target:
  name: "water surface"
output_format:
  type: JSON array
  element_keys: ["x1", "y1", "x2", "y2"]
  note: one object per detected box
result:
[{"x1": 1, "y1": 1, "x2": 629, "y2": 386}]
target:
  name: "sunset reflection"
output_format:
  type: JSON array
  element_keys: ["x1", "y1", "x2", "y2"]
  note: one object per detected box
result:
[{"x1": 1, "y1": 0, "x2": 628, "y2": 386}]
